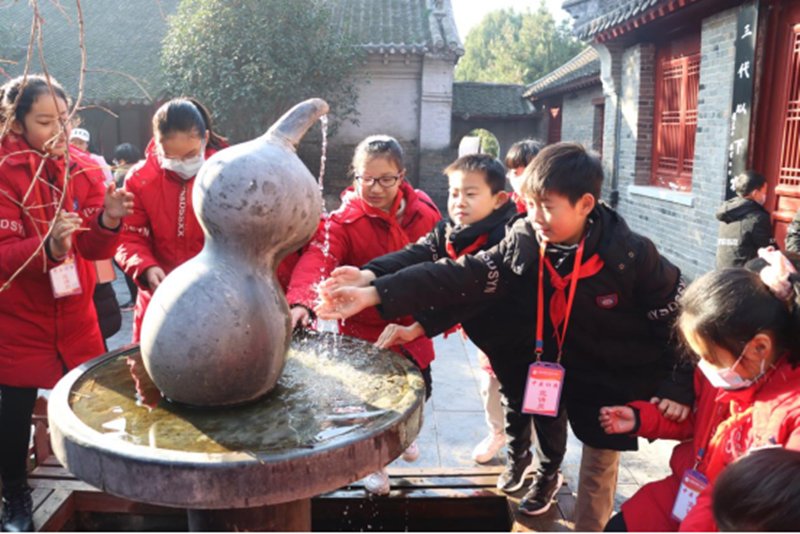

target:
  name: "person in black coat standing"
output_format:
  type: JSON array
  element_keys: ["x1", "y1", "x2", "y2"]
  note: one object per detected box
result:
[{"x1": 715, "y1": 170, "x2": 775, "y2": 268}]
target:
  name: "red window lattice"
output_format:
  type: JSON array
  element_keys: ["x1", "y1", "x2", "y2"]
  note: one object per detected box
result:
[
  {"x1": 778, "y1": 30, "x2": 800, "y2": 195},
  {"x1": 651, "y1": 39, "x2": 701, "y2": 191}
]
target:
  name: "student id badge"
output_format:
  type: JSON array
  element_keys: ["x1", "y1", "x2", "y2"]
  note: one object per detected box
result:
[
  {"x1": 522, "y1": 361, "x2": 565, "y2": 417},
  {"x1": 49, "y1": 255, "x2": 82, "y2": 298},
  {"x1": 671, "y1": 469, "x2": 708, "y2": 522}
]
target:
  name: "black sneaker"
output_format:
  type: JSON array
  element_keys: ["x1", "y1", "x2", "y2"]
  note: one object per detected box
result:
[
  {"x1": 496, "y1": 452, "x2": 536, "y2": 493},
  {"x1": 1, "y1": 484, "x2": 33, "y2": 532},
  {"x1": 519, "y1": 472, "x2": 564, "y2": 516}
]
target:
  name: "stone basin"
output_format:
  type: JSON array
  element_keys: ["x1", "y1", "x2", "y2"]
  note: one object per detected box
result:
[{"x1": 48, "y1": 330, "x2": 425, "y2": 530}]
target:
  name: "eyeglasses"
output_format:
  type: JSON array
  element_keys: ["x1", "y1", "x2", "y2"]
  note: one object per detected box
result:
[{"x1": 356, "y1": 175, "x2": 401, "y2": 188}]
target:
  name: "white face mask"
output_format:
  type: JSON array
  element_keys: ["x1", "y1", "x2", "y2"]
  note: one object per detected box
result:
[
  {"x1": 697, "y1": 346, "x2": 766, "y2": 391},
  {"x1": 507, "y1": 170, "x2": 524, "y2": 195},
  {"x1": 159, "y1": 147, "x2": 205, "y2": 181}
]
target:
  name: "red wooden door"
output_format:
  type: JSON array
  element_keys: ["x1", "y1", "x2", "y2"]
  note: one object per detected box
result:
[
  {"x1": 547, "y1": 97, "x2": 562, "y2": 145},
  {"x1": 756, "y1": 0, "x2": 800, "y2": 246}
]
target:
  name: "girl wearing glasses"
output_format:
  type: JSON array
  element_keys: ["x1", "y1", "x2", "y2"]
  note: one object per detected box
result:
[{"x1": 286, "y1": 135, "x2": 441, "y2": 494}]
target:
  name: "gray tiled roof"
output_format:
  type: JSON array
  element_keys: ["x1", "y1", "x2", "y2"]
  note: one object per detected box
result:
[
  {"x1": 572, "y1": 0, "x2": 681, "y2": 40},
  {"x1": 330, "y1": 0, "x2": 463, "y2": 56},
  {"x1": 523, "y1": 47, "x2": 600, "y2": 99},
  {"x1": 0, "y1": 0, "x2": 463, "y2": 105},
  {"x1": 0, "y1": 0, "x2": 178, "y2": 105},
  {"x1": 452, "y1": 83, "x2": 535, "y2": 118}
]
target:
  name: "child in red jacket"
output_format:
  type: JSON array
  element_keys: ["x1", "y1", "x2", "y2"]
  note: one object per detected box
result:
[
  {"x1": 115, "y1": 98, "x2": 228, "y2": 341},
  {"x1": 286, "y1": 135, "x2": 440, "y2": 494},
  {"x1": 0, "y1": 74, "x2": 132, "y2": 532},
  {"x1": 600, "y1": 267, "x2": 800, "y2": 532}
]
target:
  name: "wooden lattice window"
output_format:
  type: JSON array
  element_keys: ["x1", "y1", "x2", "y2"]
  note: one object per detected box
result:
[
  {"x1": 547, "y1": 98, "x2": 563, "y2": 145},
  {"x1": 777, "y1": 30, "x2": 800, "y2": 197},
  {"x1": 651, "y1": 32, "x2": 701, "y2": 191}
]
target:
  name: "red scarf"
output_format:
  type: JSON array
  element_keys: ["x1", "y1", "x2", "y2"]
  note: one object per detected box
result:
[
  {"x1": 544, "y1": 252, "x2": 604, "y2": 346},
  {"x1": 446, "y1": 233, "x2": 488, "y2": 259}
]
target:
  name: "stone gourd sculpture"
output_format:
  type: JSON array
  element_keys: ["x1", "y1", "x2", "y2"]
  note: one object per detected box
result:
[{"x1": 140, "y1": 99, "x2": 328, "y2": 407}]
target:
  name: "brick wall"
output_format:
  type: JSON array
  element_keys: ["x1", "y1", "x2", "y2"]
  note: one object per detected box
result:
[
  {"x1": 560, "y1": 84, "x2": 604, "y2": 149},
  {"x1": 608, "y1": 8, "x2": 737, "y2": 280}
]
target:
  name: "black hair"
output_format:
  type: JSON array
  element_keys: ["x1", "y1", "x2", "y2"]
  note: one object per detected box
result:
[
  {"x1": 677, "y1": 268, "x2": 800, "y2": 365},
  {"x1": 519, "y1": 142, "x2": 603, "y2": 204},
  {"x1": 444, "y1": 154, "x2": 507, "y2": 194},
  {"x1": 351, "y1": 135, "x2": 405, "y2": 177},
  {"x1": 152, "y1": 97, "x2": 227, "y2": 150},
  {"x1": 113, "y1": 143, "x2": 142, "y2": 164},
  {"x1": 504, "y1": 139, "x2": 542, "y2": 169},
  {"x1": 731, "y1": 170, "x2": 767, "y2": 197},
  {"x1": 713, "y1": 448, "x2": 800, "y2": 531},
  {"x1": 0, "y1": 74, "x2": 70, "y2": 129}
]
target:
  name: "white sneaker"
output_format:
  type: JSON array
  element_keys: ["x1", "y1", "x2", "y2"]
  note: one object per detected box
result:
[
  {"x1": 401, "y1": 441, "x2": 420, "y2": 462},
  {"x1": 362, "y1": 468, "x2": 390, "y2": 495},
  {"x1": 471, "y1": 432, "x2": 506, "y2": 464}
]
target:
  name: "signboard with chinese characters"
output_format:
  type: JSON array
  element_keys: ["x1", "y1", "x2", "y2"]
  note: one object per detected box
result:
[{"x1": 725, "y1": 1, "x2": 759, "y2": 199}]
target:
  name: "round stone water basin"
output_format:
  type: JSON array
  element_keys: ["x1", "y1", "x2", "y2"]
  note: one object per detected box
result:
[{"x1": 48, "y1": 330, "x2": 425, "y2": 517}]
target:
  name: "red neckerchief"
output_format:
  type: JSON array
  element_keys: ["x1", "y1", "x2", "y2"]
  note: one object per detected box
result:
[
  {"x1": 535, "y1": 238, "x2": 604, "y2": 361},
  {"x1": 446, "y1": 233, "x2": 489, "y2": 259}
]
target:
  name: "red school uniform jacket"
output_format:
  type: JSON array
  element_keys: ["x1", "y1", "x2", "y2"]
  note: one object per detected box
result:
[
  {"x1": 0, "y1": 135, "x2": 121, "y2": 388},
  {"x1": 620, "y1": 359, "x2": 800, "y2": 532},
  {"x1": 115, "y1": 139, "x2": 226, "y2": 342},
  {"x1": 286, "y1": 180, "x2": 441, "y2": 368}
]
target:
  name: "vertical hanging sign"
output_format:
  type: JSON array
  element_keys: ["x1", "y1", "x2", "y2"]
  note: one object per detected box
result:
[{"x1": 726, "y1": 1, "x2": 759, "y2": 199}]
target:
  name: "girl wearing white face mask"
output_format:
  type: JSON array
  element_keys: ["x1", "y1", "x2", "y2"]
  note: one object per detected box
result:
[
  {"x1": 598, "y1": 268, "x2": 800, "y2": 532},
  {"x1": 114, "y1": 98, "x2": 229, "y2": 342}
]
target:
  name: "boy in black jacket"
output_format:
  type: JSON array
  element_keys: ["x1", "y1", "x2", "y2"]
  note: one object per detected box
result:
[
  {"x1": 318, "y1": 143, "x2": 693, "y2": 530},
  {"x1": 338, "y1": 154, "x2": 553, "y2": 493},
  {"x1": 715, "y1": 170, "x2": 775, "y2": 267}
]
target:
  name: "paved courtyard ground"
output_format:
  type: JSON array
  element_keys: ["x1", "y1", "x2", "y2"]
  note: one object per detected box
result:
[{"x1": 106, "y1": 267, "x2": 676, "y2": 512}]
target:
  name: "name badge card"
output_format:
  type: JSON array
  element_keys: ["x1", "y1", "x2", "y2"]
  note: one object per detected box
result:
[
  {"x1": 49, "y1": 256, "x2": 82, "y2": 298},
  {"x1": 671, "y1": 469, "x2": 708, "y2": 522},
  {"x1": 522, "y1": 361, "x2": 565, "y2": 417}
]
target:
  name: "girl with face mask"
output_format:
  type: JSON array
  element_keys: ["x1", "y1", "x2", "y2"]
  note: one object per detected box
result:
[
  {"x1": 115, "y1": 98, "x2": 228, "y2": 341},
  {"x1": 598, "y1": 268, "x2": 800, "y2": 532}
]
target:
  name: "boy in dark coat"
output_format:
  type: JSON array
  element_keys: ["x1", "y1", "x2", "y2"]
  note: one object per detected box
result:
[
  {"x1": 715, "y1": 170, "x2": 775, "y2": 267},
  {"x1": 317, "y1": 143, "x2": 693, "y2": 530}
]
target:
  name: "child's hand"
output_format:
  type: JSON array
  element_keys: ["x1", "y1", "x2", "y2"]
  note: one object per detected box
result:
[
  {"x1": 758, "y1": 246, "x2": 797, "y2": 301},
  {"x1": 48, "y1": 211, "x2": 84, "y2": 258},
  {"x1": 315, "y1": 286, "x2": 380, "y2": 320},
  {"x1": 324, "y1": 266, "x2": 376, "y2": 291},
  {"x1": 290, "y1": 305, "x2": 312, "y2": 329},
  {"x1": 598, "y1": 406, "x2": 636, "y2": 434},
  {"x1": 145, "y1": 266, "x2": 166, "y2": 291},
  {"x1": 375, "y1": 322, "x2": 424, "y2": 349},
  {"x1": 102, "y1": 182, "x2": 134, "y2": 228},
  {"x1": 650, "y1": 397, "x2": 690, "y2": 422}
]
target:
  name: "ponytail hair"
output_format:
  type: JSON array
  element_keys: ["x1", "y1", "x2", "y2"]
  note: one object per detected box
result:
[
  {"x1": 678, "y1": 268, "x2": 800, "y2": 365},
  {"x1": 0, "y1": 74, "x2": 70, "y2": 129},
  {"x1": 152, "y1": 97, "x2": 228, "y2": 150}
]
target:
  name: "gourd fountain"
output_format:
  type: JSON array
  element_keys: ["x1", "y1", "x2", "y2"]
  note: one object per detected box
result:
[{"x1": 47, "y1": 99, "x2": 425, "y2": 531}]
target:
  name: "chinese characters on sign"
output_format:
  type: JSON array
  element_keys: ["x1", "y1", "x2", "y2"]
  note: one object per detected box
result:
[{"x1": 726, "y1": 2, "x2": 759, "y2": 199}]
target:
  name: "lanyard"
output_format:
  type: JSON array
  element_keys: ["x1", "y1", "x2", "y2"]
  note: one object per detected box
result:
[{"x1": 535, "y1": 238, "x2": 585, "y2": 363}]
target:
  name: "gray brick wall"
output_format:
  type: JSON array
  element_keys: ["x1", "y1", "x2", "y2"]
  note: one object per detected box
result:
[
  {"x1": 610, "y1": 8, "x2": 737, "y2": 280},
  {"x1": 560, "y1": 85, "x2": 604, "y2": 149}
]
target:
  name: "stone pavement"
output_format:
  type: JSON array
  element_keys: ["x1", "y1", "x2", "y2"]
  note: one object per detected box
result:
[{"x1": 105, "y1": 266, "x2": 676, "y2": 513}]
